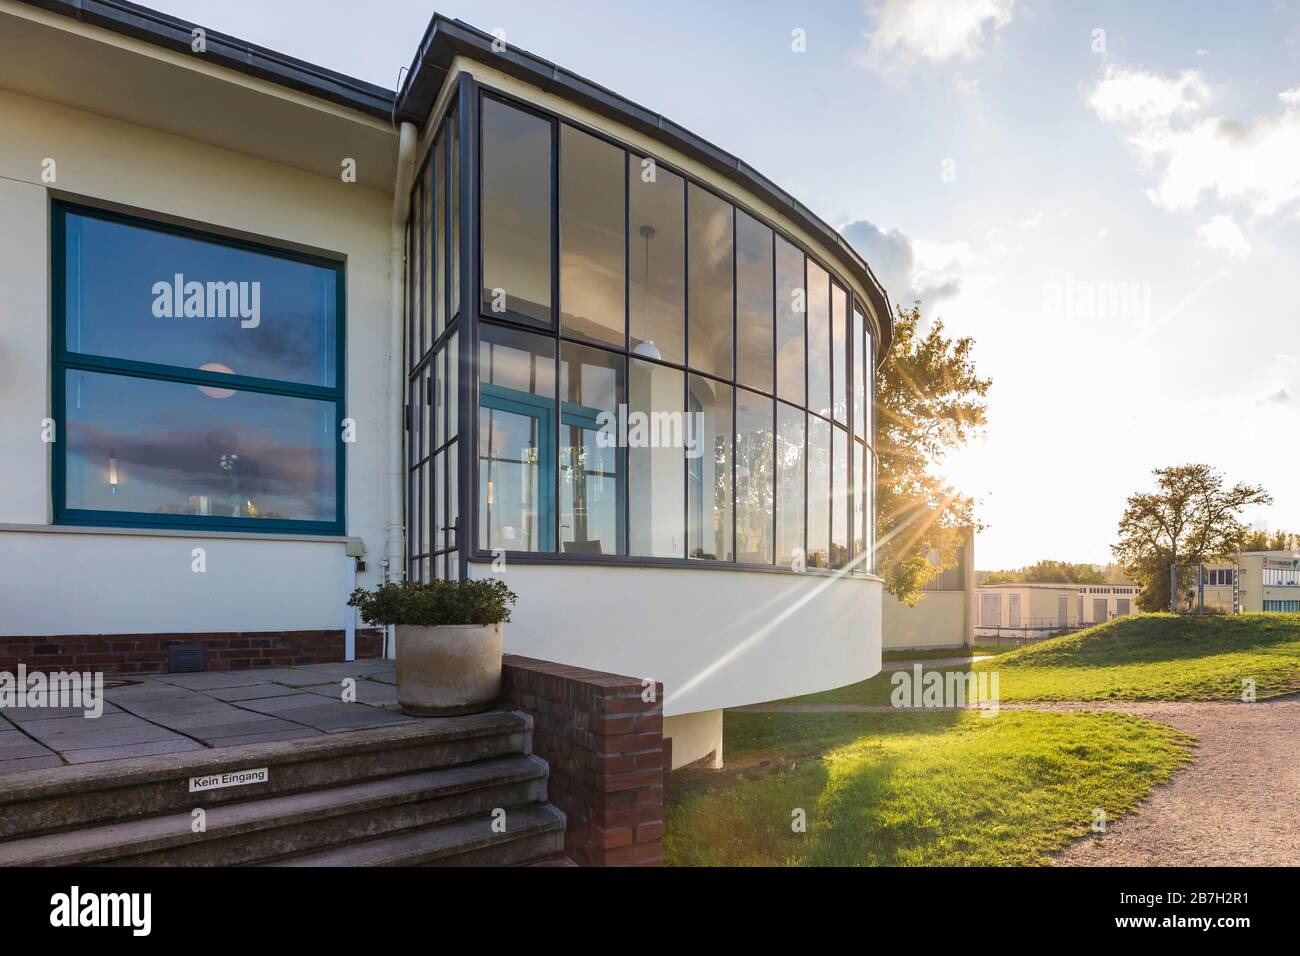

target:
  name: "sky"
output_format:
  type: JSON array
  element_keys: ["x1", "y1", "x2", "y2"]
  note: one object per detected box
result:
[{"x1": 153, "y1": 0, "x2": 1300, "y2": 569}]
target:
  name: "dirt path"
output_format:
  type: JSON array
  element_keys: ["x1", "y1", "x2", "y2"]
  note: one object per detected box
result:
[{"x1": 734, "y1": 695, "x2": 1300, "y2": 865}]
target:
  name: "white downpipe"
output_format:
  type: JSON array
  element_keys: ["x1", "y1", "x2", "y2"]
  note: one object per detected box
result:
[{"x1": 385, "y1": 120, "x2": 419, "y2": 658}]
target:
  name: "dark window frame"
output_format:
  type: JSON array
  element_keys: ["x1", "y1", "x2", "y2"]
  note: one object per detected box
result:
[{"x1": 51, "y1": 199, "x2": 346, "y2": 536}]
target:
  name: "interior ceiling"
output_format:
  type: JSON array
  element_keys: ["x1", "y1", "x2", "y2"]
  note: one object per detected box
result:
[{"x1": 0, "y1": 10, "x2": 397, "y2": 191}]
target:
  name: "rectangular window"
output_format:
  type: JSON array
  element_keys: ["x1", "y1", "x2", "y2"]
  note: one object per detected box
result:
[
  {"x1": 687, "y1": 374, "x2": 733, "y2": 561},
  {"x1": 559, "y1": 341, "x2": 624, "y2": 555},
  {"x1": 806, "y1": 259, "x2": 831, "y2": 419},
  {"x1": 55, "y1": 203, "x2": 343, "y2": 533},
  {"x1": 687, "y1": 184, "x2": 733, "y2": 378},
  {"x1": 735, "y1": 211, "x2": 774, "y2": 393},
  {"x1": 449, "y1": 111, "x2": 461, "y2": 320},
  {"x1": 481, "y1": 97, "x2": 552, "y2": 324},
  {"x1": 478, "y1": 323, "x2": 556, "y2": 552},
  {"x1": 629, "y1": 359, "x2": 684, "y2": 557},
  {"x1": 1263, "y1": 568, "x2": 1300, "y2": 587},
  {"x1": 807, "y1": 416, "x2": 830, "y2": 568},
  {"x1": 776, "y1": 402, "x2": 805, "y2": 569},
  {"x1": 629, "y1": 154, "x2": 684, "y2": 364},
  {"x1": 424, "y1": 156, "x2": 436, "y2": 350},
  {"x1": 853, "y1": 306, "x2": 866, "y2": 440},
  {"x1": 736, "y1": 388, "x2": 774, "y2": 564},
  {"x1": 832, "y1": 425, "x2": 849, "y2": 568},
  {"x1": 831, "y1": 283, "x2": 848, "y2": 425},
  {"x1": 434, "y1": 134, "x2": 446, "y2": 338},
  {"x1": 854, "y1": 439, "x2": 866, "y2": 571},
  {"x1": 560, "y1": 125, "x2": 626, "y2": 348},
  {"x1": 775, "y1": 236, "x2": 806, "y2": 405}
]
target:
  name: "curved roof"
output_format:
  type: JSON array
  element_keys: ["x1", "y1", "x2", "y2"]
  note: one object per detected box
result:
[{"x1": 22, "y1": 0, "x2": 894, "y2": 362}]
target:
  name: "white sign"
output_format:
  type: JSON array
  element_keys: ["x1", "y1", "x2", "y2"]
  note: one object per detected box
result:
[{"x1": 189, "y1": 767, "x2": 270, "y2": 792}]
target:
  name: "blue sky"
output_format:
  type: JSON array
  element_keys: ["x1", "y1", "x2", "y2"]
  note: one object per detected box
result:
[{"x1": 158, "y1": 0, "x2": 1300, "y2": 568}]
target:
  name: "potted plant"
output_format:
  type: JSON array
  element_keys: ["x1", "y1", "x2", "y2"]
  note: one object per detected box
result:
[{"x1": 348, "y1": 578, "x2": 517, "y2": 716}]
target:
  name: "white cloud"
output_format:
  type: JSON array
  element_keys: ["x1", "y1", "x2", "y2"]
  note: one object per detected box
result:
[
  {"x1": 1197, "y1": 214, "x2": 1251, "y2": 258},
  {"x1": 1090, "y1": 65, "x2": 1300, "y2": 218},
  {"x1": 862, "y1": 0, "x2": 1015, "y2": 73}
]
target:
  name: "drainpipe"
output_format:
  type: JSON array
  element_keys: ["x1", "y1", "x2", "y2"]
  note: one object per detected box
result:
[{"x1": 385, "y1": 121, "x2": 419, "y2": 656}]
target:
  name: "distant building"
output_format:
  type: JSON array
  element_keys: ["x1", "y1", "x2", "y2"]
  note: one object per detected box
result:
[
  {"x1": 1200, "y1": 552, "x2": 1300, "y2": 613},
  {"x1": 974, "y1": 582, "x2": 1140, "y2": 639}
]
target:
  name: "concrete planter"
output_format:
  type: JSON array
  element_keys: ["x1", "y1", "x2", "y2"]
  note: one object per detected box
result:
[{"x1": 394, "y1": 623, "x2": 503, "y2": 716}]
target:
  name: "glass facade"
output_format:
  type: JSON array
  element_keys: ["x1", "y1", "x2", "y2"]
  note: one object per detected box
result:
[{"x1": 409, "y1": 86, "x2": 880, "y2": 578}]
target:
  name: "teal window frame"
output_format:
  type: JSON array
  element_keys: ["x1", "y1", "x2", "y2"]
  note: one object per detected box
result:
[
  {"x1": 559, "y1": 398, "x2": 626, "y2": 555},
  {"x1": 479, "y1": 381, "x2": 556, "y2": 552},
  {"x1": 50, "y1": 200, "x2": 347, "y2": 535}
]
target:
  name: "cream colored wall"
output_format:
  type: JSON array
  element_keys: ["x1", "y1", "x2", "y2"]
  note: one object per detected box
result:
[
  {"x1": 883, "y1": 591, "x2": 969, "y2": 649},
  {"x1": 0, "y1": 84, "x2": 394, "y2": 634},
  {"x1": 664, "y1": 710, "x2": 723, "y2": 770}
]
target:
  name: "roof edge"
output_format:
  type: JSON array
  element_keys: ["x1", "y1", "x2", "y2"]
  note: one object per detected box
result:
[{"x1": 17, "y1": 0, "x2": 397, "y2": 120}]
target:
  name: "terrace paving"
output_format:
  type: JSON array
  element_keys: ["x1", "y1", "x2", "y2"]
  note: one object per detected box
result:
[{"x1": 0, "y1": 660, "x2": 407, "y2": 777}]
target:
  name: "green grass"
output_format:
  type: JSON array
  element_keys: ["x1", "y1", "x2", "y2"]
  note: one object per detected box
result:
[
  {"x1": 665, "y1": 709, "x2": 1192, "y2": 866},
  {"x1": 795, "y1": 613, "x2": 1300, "y2": 706}
]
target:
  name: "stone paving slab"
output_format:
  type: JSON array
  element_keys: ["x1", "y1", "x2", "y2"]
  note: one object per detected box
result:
[
  {"x1": 202, "y1": 726, "x2": 323, "y2": 748},
  {"x1": 29, "y1": 724, "x2": 191, "y2": 751},
  {"x1": 302, "y1": 681, "x2": 400, "y2": 707},
  {"x1": 17, "y1": 713, "x2": 154, "y2": 736},
  {"x1": 207, "y1": 683, "x2": 302, "y2": 702},
  {"x1": 272, "y1": 701, "x2": 414, "y2": 733},
  {"x1": 103, "y1": 683, "x2": 200, "y2": 702},
  {"x1": 148, "y1": 708, "x2": 279, "y2": 730},
  {"x1": 1, "y1": 703, "x2": 124, "y2": 722},
  {"x1": 62, "y1": 739, "x2": 205, "y2": 765},
  {"x1": 0, "y1": 754, "x2": 63, "y2": 775},
  {"x1": 112, "y1": 696, "x2": 239, "y2": 718},
  {"x1": 149, "y1": 672, "x2": 269, "y2": 690},
  {"x1": 182, "y1": 717, "x2": 317, "y2": 745},
  {"x1": 296, "y1": 660, "x2": 396, "y2": 677},
  {"x1": 235, "y1": 693, "x2": 346, "y2": 715},
  {"x1": 230, "y1": 668, "x2": 339, "y2": 687},
  {"x1": 0, "y1": 739, "x2": 56, "y2": 761}
]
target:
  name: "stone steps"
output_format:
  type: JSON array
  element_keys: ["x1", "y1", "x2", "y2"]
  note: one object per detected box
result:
[
  {"x1": 0, "y1": 710, "x2": 566, "y2": 867},
  {"x1": 268, "y1": 804, "x2": 567, "y2": 867}
]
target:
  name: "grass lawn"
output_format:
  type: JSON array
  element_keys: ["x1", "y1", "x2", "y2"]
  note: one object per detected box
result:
[
  {"x1": 881, "y1": 644, "x2": 1014, "y2": 662},
  {"x1": 794, "y1": 613, "x2": 1300, "y2": 706},
  {"x1": 665, "y1": 709, "x2": 1192, "y2": 866}
]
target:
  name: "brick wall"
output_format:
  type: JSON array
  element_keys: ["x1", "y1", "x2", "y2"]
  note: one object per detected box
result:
[
  {"x1": 0, "y1": 629, "x2": 384, "y2": 674},
  {"x1": 500, "y1": 655, "x2": 663, "y2": 867}
]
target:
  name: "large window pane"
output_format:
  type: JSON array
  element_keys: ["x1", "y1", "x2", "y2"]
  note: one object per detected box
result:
[
  {"x1": 865, "y1": 323, "x2": 876, "y2": 443},
  {"x1": 63, "y1": 211, "x2": 338, "y2": 387},
  {"x1": 807, "y1": 416, "x2": 830, "y2": 569},
  {"x1": 449, "y1": 113, "x2": 461, "y2": 319},
  {"x1": 560, "y1": 341, "x2": 624, "y2": 555},
  {"x1": 687, "y1": 184, "x2": 733, "y2": 378},
  {"x1": 832, "y1": 425, "x2": 849, "y2": 569},
  {"x1": 854, "y1": 440, "x2": 866, "y2": 572},
  {"x1": 687, "y1": 374, "x2": 732, "y2": 561},
  {"x1": 478, "y1": 323, "x2": 556, "y2": 552},
  {"x1": 64, "y1": 369, "x2": 336, "y2": 522},
  {"x1": 736, "y1": 211, "x2": 773, "y2": 392},
  {"x1": 776, "y1": 403, "x2": 805, "y2": 569},
  {"x1": 807, "y1": 259, "x2": 831, "y2": 418},
  {"x1": 629, "y1": 155, "x2": 684, "y2": 364},
  {"x1": 736, "y1": 388, "x2": 774, "y2": 564},
  {"x1": 853, "y1": 306, "x2": 866, "y2": 440},
  {"x1": 423, "y1": 157, "x2": 435, "y2": 350},
  {"x1": 481, "y1": 98, "x2": 552, "y2": 324},
  {"x1": 775, "y1": 236, "x2": 805, "y2": 404},
  {"x1": 832, "y1": 283, "x2": 848, "y2": 425},
  {"x1": 629, "y1": 359, "x2": 684, "y2": 556},
  {"x1": 434, "y1": 136, "x2": 446, "y2": 338},
  {"x1": 561, "y1": 126, "x2": 625, "y2": 348}
]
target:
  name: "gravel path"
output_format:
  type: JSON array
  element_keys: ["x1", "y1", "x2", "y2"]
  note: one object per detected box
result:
[{"x1": 735, "y1": 695, "x2": 1300, "y2": 866}]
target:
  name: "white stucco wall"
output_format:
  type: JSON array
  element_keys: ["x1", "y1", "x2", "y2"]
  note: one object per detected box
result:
[
  {"x1": 0, "y1": 84, "x2": 392, "y2": 636},
  {"x1": 470, "y1": 562, "x2": 882, "y2": 717}
]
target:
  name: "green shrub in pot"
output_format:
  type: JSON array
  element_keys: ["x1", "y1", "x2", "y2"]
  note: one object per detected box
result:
[{"x1": 349, "y1": 579, "x2": 518, "y2": 716}]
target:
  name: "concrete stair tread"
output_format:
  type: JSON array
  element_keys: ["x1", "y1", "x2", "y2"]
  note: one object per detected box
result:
[
  {"x1": 269, "y1": 803, "x2": 566, "y2": 867},
  {"x1": 0, "y1": 754, "x2": 548, "y2": 867}
]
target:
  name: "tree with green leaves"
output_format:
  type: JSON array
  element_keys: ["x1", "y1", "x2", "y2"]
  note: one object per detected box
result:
[
  {"x1": 1239, "y1": 528, "x2": 1299, "y2": 553},
  {"x1": 981, "y1": 560, "x2": 1106, "y2": 585},
  {"x1": 876, "y1": 302, "x2": 990, "y2": 605},
  {"x1": 1112, "y1": 464, "x2": 1271, "y2": 612}
]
